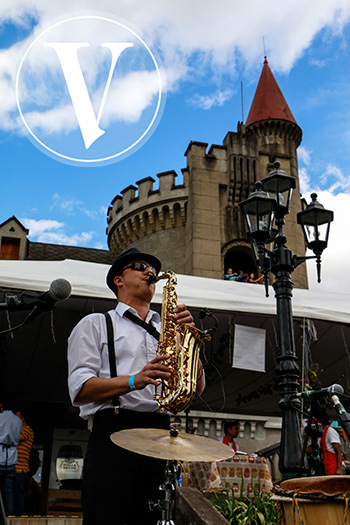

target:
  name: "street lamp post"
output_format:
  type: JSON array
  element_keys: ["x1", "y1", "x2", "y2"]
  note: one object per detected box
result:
[{"x1": 240, "y1": 162, "x2": 334, "y2": 477}]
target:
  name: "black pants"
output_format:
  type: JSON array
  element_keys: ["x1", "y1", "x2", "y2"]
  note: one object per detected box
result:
[{"x1": 82, "y1": 409, "x2": 170, "y2": 525}]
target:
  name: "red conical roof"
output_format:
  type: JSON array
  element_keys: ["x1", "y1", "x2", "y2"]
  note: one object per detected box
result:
[{"x1": 245, "y1": 58, "x2": 297, "y2": 127}]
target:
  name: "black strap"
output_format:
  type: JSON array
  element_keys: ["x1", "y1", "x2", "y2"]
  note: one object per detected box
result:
[
  {"x1": 0, "y1": 443, "x2": 13, "y2": 466},
  {"x1": 123, "y1": 310, "x2": 160, "y2": 341},
  {"x1": 104, "y1": 312, "x2": 120, "y2": 410}
]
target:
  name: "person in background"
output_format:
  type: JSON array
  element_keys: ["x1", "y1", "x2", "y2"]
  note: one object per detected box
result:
[
  {"x1": 0, "y1": 403, "x2": 22, "y2": 516},
  {"x1": 219, "y1": 420, "x2": 240, "y2": 453},
  {"x1": 319, "y1": 413, "x2": 342, "y2": 475},
  {"x1": 224, "y1": 269, "x2": 243, "y2": 281},
  {"x1": 14, "y1": 410, "x2": 34, "y2": 516},
  {"x1": 247, "y1": 273, "x2": 264, "y2": 284}
]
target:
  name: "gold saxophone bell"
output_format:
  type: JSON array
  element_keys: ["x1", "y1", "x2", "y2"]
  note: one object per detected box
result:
[{"x1": 154, "y1": 271, "x2": 210, "y2": 414}]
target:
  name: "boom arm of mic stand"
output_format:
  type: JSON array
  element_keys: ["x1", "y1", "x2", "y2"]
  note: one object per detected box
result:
[
  {"x1": 0, "y1": 291, "x2": 43, "y2": 311},
  {"x1": 330, "y1": 394, "x2": 350, "y2": 440}
]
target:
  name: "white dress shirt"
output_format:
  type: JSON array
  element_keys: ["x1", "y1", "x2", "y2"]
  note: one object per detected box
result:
[
  {"x1": 68, "y1": 302, "x2": 161, "y2": 419},
  {"x1": 0, "y1": 411, "x2": 22, "y2": 466}
]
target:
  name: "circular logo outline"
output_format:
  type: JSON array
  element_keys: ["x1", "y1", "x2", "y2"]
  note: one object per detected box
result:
[{"x1": 16, "y1": 15, "x2": 164, "y2": 165}]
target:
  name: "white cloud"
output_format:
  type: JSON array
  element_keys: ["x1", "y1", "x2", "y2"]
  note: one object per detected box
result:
[
  {"x1": 94, "y1": 240, "x2": 107, "y2": 249},
  {"x1": 20, "y1": 217, "x2": 95, "y2": 246},
  {"x1": 298, "y1": 146, "x2": 312, "y2": 166},
  {"x1": 298, "y1": 152, "x2": 350, "y2": 293},
  {"x1": 50, "y1": 194, "x2": 84, "y2": 214},
  {"x1": 37, "y1": 230, "x2": 94, "y2": 245},
  {"x1": 299, "y1": 167, "x2": 312, "y2": 195},
  {"x1": 102, "y1": 70, "x2": 161, "y2": 125},
  {"x1": 1, "y1": 0, "x2": 349, "y2": 134},
  {"x1": 20, "y1": 218, "x2": 64, "y2": 236},
  {"x1": 50, "y1": 194, "x2": 106, "y2": 220},
  {"x1": 309, "y1": 57, "x2": 329, "y2": 68},
  {"x1": 188, "y1": 89, "x2": 233, "y2": 110},
  {"x1": 299, "y1": 157, "x2": 350, "y2": 196},
  {"x1": 306, "y1": 190, "x2": 350, "y2": 294},
  {"x1": 320, "y1": 164, "x2": 350, "y2": 192}
]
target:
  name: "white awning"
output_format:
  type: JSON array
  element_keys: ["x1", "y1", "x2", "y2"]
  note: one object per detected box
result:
[{"x1": 0, "y1": 258, "x2": 349, "y2": 324}]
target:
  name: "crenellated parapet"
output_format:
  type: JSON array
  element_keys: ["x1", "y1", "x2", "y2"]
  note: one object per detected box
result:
[{"x1": 107, "y1": 170, "x2": 189, "y2": 260}]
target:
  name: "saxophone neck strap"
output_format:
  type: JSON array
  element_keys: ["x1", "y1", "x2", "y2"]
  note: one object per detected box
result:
[
  {"x1": 123, "y1": 310, "x2": 160, "y2": 341},
  {"x1": 104, "y1": 312, "x2": 120, "y2": 411}
]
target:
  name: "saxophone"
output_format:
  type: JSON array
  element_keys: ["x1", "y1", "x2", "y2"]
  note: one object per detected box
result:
[{"x1": 154, "y1": 271, "x2": 209, "y2": 414}]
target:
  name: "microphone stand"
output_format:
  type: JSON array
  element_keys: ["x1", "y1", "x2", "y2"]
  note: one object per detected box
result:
[
  {"x1": 149, "y1": 460, "x2": 177, "y2": 525},
  {"x1": 294, "y1": 384, "x2": 349, "y2": 476},
  {"x1": 297, "y1": 400, "x2": 324, "y2": 477},
  {"x1": 297, "y1": 403, "x2": 313, "y2": 476},
  {"x1": 329, "y1": 394, "x2": 350, "y2": 440},
  {"x1": 0, "y1": 291, "x2": 45, "y2": 312}
]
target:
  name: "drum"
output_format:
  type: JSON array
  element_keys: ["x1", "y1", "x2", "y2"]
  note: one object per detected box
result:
[{"x1": 273, "y1": 476, "x2": 350, "y2": 525}]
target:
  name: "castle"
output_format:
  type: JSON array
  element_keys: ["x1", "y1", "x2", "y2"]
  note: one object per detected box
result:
[{"x1": 107, "y1": 58, "x2": 308, "y2": 289}]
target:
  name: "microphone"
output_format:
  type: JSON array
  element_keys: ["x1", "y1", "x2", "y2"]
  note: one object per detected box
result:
[
  {"x1": 23, "y1": 279, "x2": 72, "y2": 325},
  {"x1": 296, "y1": 384, "x2": 344, "y2": 399},
  {"x1": 41, "y1": 278, "x2": 72, "y2": 305},
  {"x1": 0, "y1": 279, "x2": 72, "y2": 312}
]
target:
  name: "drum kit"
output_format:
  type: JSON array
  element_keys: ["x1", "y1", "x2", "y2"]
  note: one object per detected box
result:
[{"x1": 111, "y1": 424, "x2": 234, "y2": 525}]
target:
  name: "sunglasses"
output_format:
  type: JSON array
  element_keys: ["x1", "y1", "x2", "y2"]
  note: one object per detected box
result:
[{"x1": 121, "y1": 261, "x2": 157, "y2": 276}]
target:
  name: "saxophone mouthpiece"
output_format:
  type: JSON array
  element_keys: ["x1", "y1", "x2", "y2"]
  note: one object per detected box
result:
[{"x1": 147, "y1": 272, "x2": 171, "y2": 284}]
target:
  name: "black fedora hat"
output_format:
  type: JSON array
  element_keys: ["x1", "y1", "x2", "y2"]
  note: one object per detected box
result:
[{"x1": 106, "y1": 248, "x2": 161, "y2": 291}]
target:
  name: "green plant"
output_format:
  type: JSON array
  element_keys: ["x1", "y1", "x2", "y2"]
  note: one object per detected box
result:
[{"x1": 210, "y1": 484, "x2": 278, "y2": 525}]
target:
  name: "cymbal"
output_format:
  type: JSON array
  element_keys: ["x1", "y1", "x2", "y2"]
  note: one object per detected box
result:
[{"x1": 110, "y1": 428, "x2": 235, "y2": 461}]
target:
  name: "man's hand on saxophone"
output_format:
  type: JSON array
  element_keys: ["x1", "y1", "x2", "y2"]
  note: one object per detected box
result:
[
  {"x1": 134, "y1": 355, "x2": 173, "y2": 390},
  {"x1": 174, "y1": 303, "x2": 194, "y2": 326}
]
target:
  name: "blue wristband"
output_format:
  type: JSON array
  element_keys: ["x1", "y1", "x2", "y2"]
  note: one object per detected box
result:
[{"x1": 129, "y1": 374, "x2": 137, "y2": 391}]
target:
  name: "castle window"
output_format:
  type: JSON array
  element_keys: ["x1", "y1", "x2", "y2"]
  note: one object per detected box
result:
[{"x1": 224, "y1": 246, "x2": 256, "y2": 277}]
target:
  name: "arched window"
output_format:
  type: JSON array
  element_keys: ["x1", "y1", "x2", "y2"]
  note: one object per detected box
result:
[{"x1": 224, "y1": 245, "x2": 257, "y2": 277}]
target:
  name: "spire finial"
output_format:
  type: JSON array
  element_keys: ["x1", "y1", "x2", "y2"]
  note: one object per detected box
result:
[{"x1": 262, "y1": 37, "x2": 267, "y2": 61}]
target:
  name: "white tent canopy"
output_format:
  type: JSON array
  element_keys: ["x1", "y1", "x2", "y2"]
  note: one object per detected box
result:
[
  {"x1": 0, "y1": 258, "x2": 349, "y2": 325},
  {"x1": 1, "y1": 258, "x2": 349, "y2": 416}
]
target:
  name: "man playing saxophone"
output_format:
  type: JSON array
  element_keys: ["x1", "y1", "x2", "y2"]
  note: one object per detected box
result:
[{"x1": 68, "y1": 247, "x2": 204, "y2": 525}]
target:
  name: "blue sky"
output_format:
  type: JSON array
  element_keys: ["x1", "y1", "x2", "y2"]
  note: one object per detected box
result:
[{"x1": 1, "y1": 0, "x2": 349, "y2": 293}]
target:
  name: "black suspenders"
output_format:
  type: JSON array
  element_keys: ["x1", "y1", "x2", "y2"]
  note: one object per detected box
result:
[
  {"x1": 104, "y1": 312, "x2": 120, "y2": 412},
  {"x1": 103, "y1": 310, "x2": 160, "y2": 413}
]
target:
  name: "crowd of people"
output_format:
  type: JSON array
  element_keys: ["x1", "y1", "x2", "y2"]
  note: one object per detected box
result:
[
  {"x1": 224, "y1": 268, "x2": 264, "y2": 283},
  {"x1": 0, "y1": 404, "x2": 35, "y2": 517}
]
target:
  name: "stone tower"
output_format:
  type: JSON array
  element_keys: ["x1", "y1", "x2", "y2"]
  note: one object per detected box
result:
[{"x1": 107, "y1": 58, "x2": 308, "y2": 289}]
